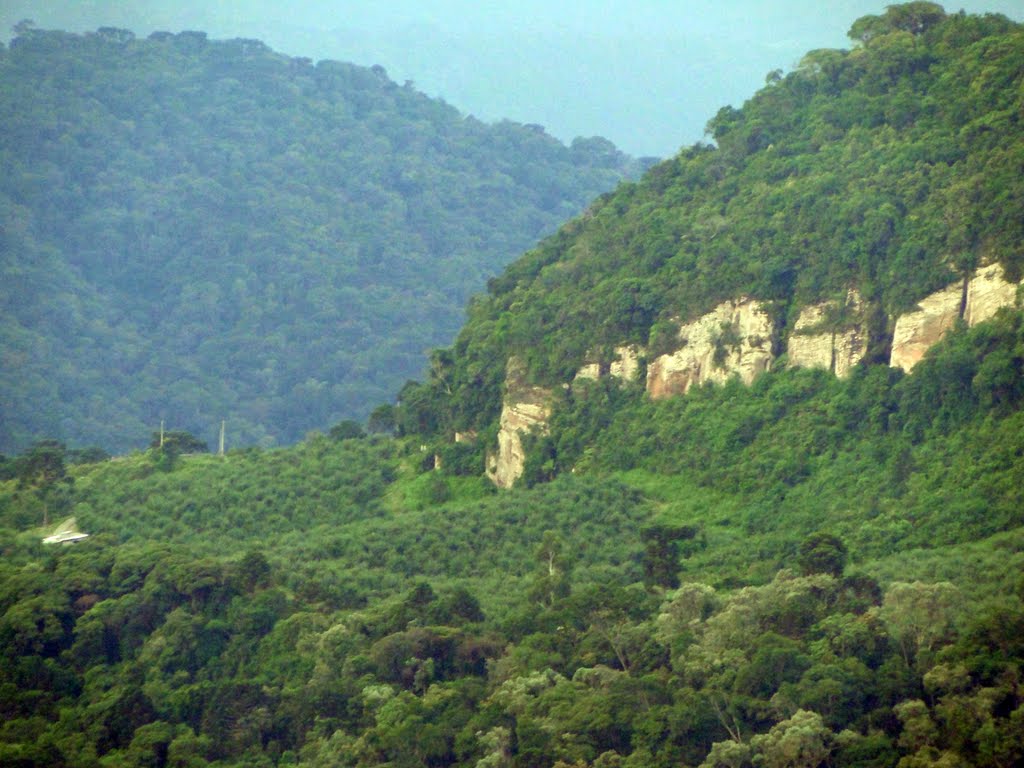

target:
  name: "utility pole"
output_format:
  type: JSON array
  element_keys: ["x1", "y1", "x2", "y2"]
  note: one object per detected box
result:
[
  {"x1": 160, "y1": 420, "x2": 165, "y2": 448},
  {"x1": 218, "y1": 420, "x2": 226, "y2": 456}
]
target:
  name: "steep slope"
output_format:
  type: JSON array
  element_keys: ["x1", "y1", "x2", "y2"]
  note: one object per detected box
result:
[
  {"x1": 409, "y1": 5, "x2": 1023, "y2": 468},
  {"x1": 0, "y1": 26, "x2": 646, "y2": 454}
]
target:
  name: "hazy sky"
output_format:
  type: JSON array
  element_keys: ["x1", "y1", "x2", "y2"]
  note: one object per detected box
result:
[{"x1": 3, "y1": 2, "x2": 1021, "y2": 157}]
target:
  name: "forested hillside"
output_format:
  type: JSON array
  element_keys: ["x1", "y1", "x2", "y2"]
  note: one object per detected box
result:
[
  {"x1": 2, "y1": 4, "x2": 1024, "y2": 768},
  {"x1": 0, "y1": 25, "x2": 645, "y2": 455},
  {"x1": 405, "y1": 3, "x2": 1024, "y2": 438},
  {"x1": 2, "y1": 310, "x2": 1023, "y2": 767}
]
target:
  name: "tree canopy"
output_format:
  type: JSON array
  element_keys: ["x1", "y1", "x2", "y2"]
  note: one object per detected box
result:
[
  {"x1": 0, "y1": 26, "x2": 646, "y2": 455},
  {"x1": 1, "y1": 6, "x2": 1023, "y2": 768}
]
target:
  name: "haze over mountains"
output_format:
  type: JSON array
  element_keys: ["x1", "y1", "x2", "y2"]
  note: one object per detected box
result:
[
  {"x1": 4, "y1": 1, "x2": 1022, "y2": 157},
  {"x1": 5, "y1": 2, "x2": 1023, "y2": 455}
]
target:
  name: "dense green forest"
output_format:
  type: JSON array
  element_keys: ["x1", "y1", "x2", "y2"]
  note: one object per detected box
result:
[
  {"x1": 2, "y1": 4, "x2": 1024, "y2": 767},
  {"x1": 0, "y1": 24, "x2": 646, "y2": 455},
  {"x1": 2, "y1": 308, "x2": 1023, "y2": 768},
  {"x1": 407, "y1": 1, "x2": 1024, "y2": 436}
]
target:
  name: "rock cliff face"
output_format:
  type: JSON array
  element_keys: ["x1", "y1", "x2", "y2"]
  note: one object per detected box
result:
[
  {"x1": 575, "y1": 345, "x2": 643, "y2": 384},
  {"x1": 486, "y1": 357, "x2": 553, "y2": 489},
  {"x1": 788, "y1": 289, "x2": 867, "y2": 378},
  {"x1": 965, "y1": 264, "x2": 1020, "y2": 326},
  {"x1": 889, "y1": 281, "x2": 964, "y2": 372},
  {"x1": 890, "y1": 265, "x2": 1020, "y2": 372},
  {"x1": 646, "y1": 299, "x2": 775, "y2": 399},
  {"x1": 486, "y1": 267, "x2": 1020, "y2": 487}
]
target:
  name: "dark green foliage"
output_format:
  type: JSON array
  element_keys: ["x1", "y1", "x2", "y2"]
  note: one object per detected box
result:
[
  {"x1": 328, "y1": 420, "x2": 366, "y2": 442},
  {"x1": 237, "y1": 550, "x2": 273, "y2": 591},
  {"x1": 425, "y1": 473, "x2": 452, "y2": 505},
  {"x1": 65, "y1": 446, "x2": 111, "y2": 465},
  {"x1": 798, "y1": 533, "x2": 849, "y2": 577},
  {"x1": 148, "y1": 430, "x2": 208, "y2": 473},
  {"x1": 435, "y1": 440, "x2": 484, "y2": 477},
  {"x1": 425, "y1": 7, "x2": 1024, "y2": 441},
  {"x1": 149, "y1": 431, "x2": 208, "y2": 454},
  {"x1": 14, "y1": 440, "x2": 73, "y2": 526},
  {"x1": 0, "y1": 27, "x2": 644, "y2": 455},
  {"x1": 16, "y1": 441, "x2": 68, "y2": 491},
  {"x1": 640, "y1": 525, "x2": 698, "y2": 589},
  {"x1": 367, "y1": 404, "x2": 399, "y2": 435},
  {"x1": 1, "y1": 7, "x2": 1023, "y2": 768},
  {"x1": 0, "y1": 348, "x2": 1023, "y2": 768}
]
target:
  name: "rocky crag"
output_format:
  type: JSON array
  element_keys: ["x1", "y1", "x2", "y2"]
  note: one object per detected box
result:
[
  {"x1": 485, "y1": 358, "x2": 553, "y2": 489},
  {"x1": 645, "y1": 298, "x2": 775, "y2": 399},
  {"x1": 891, "y1": 264, "x2": 1021, "y2": 371},
  {"x1": 487, "y1": 264, "x2": 1021, "y2": 486},
  {"x1": 788, "y1": 289, "x2": 869, "y2": 378},
  {"x1": 574, "y1": 345, "x2": 643, "y2": 385}
]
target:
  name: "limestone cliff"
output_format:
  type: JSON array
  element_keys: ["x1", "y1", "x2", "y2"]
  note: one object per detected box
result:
[
  {"x1": 788, "y1": 289, "x2": 867, "y2": 378},
  {"x1": 646, "y1": 299, "x2": 775, "y2": 399},
  {"x1": 575, "y1": 345, "x2": 644, "y2": 384},
  {"x1": 891, "y1": 265, "x2": 1020, "y2": 372},
  {"x1": 890, "y1": 282, "x2": 964, "y2": 372},
  {"x1": 486, "y1": 357, "x2": 553, "y2": 489},
  {"x1": 965, "y1": 264, "x2": 1021, "y2": 326},
  {"x1": 610, "y1": 345, "x2": 643, "y2": 382},
  {"x1": 486, "y1": 267, "x2": 1019, "y2": 487}
]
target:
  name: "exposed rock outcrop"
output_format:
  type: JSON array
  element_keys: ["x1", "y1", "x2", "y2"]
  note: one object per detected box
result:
[
  {"x1": 486, "y1": 357, "x2": 552, "y2": 488},
  {"x1": 647, "y1": 299, "x2": 775, "y2": 399},
  {"x1": 610, "y1": 345, "x2": 643, "y2": 382},
  {"x1": 788, "y1": 289, "x2": 867, "y2": 378},
  {"x1": 484, "y1": 268, "x2": 1019, "y2": 488},
  {"x1": 574, "y1": 345, "x2": 644, "y2": 384},
  {"x1": 965, "y1": 263, "x2": 1020, "y2": 326},
  {"x1": 575, "y1": 362, "x2": 602, "y2": 382},
  {"x1": 890, "y1": 282, "x2": 964, "y2": 372},
  {"x1": 890, "y1": 265, "x2": 1020, "y2": 372}
]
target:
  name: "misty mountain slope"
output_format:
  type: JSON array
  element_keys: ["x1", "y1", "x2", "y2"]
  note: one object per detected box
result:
[{"x1": 0, "y1": 26, "x2": 646, "y2": 454}]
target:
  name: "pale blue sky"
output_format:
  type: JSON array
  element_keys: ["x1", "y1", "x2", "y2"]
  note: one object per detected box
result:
[{"x1": 3, "y1": 2, "x2": 1021, "y2": 157}]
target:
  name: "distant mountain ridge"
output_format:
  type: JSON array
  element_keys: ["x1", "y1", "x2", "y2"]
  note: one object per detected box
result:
[{"x1": 0, "y1": 25, "x2": 648, "y2": 454}]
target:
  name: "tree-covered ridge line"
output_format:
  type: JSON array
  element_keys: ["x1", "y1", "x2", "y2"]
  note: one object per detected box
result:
[
  {"x1": 0, "y1": 23, "x2": 648, "y2": 455},
  {"x1": 401, "y1": 4, "x2": 1024, "y2": 444}
]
